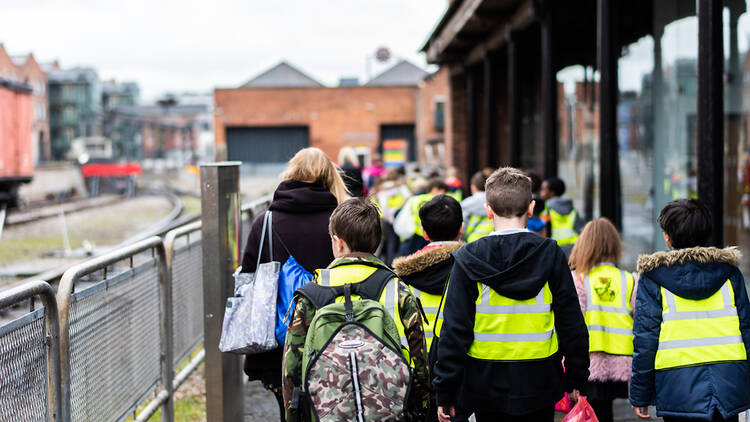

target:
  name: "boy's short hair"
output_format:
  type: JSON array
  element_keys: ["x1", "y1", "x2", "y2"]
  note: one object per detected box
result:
[
  {"x1": 419, "y1": 194, "x2": 463, "y2": 241},
  {"x1": 471, "y1": 171, "x2": 489, "y2": 192},
  {"x1": 485, "y1": 167, "x2": 532, "y2": 217},
  {"x1": 329, "y1": 197, "x2": 382, "y2": 253},
  {"x1": 658, "y1": 198, "x2": 712, "y2": 248},
  {"x1": 427, "y1": 178, "x2": 449, "y2": 193},
  {"x1": 544, "y1": 177, "x2": 566, "y2": 196}
]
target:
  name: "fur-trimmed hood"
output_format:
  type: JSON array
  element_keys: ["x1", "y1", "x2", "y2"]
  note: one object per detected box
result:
[
  {"x1": 637, "y1": 246, "x2": 742, "y2": 301},
  {"x1": 393, "y1": 242, "x2": 463, "y2": 295}
]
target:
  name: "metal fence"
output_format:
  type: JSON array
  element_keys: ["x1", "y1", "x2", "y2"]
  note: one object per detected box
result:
[{"x1": 0, "y1": 280, "x2": 62, "y2": 422}]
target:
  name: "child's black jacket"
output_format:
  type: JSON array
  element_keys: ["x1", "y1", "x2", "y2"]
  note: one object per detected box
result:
[{"x1": 432, "y1": 231, "x2": 589, "y2": 415}]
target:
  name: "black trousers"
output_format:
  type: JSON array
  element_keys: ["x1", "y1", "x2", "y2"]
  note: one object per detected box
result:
[
  {"x1": 474, "y1": 405, "x2": 556, "y2": 422},
  {"x1": 664, "y1": 413, "x2": 738, "y2": 422},
  {"x1": 588, "y1": 399, "x2": 614, "y2": 422}
]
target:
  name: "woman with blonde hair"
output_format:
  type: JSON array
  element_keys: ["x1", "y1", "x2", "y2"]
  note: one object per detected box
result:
[
  {"x1": 241, "y1": 147, "x2": 349, "y2": 421},
  {"x1": 568, "y1": 218, "x2": 637, "y2": 422}
]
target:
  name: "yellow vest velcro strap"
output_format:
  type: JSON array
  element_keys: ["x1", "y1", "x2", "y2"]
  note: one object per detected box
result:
[
  {"x1": 587, "y1": 325, "x2": 633, "y2": 336},
  {"x1": 658, "y1": 335, "x2": 744, "y2": 350},
  {"x1": 474, "y1": 330, "x2": 555, "y2": 342}
]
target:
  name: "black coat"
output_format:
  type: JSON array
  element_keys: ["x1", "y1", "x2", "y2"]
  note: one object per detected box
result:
[
  {"x1": 241, "y1": 179, "x2": 338, "y2": 385},
  {"x1": 432, "y1": 231, "x2": 590, "y2": 415}
]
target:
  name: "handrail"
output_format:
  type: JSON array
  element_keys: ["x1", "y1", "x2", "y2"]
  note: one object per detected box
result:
[
  {"x1": 0, "y1": 280, "x2": 62, "y2": 422},
  {"x1": 56, "y1": 236, "x2": 172, "y2": 422},
  {"x1": 163, "y1": 220, "x2": 202, "y2": 266}
]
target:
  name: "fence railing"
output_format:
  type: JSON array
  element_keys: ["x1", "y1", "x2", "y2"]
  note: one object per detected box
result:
[
  {"x1": 0, "y1": 280, "x2": 62, "y2": 422},
  {"x1": 0, "y1": 192, "x2": 272, "y2": 421}
]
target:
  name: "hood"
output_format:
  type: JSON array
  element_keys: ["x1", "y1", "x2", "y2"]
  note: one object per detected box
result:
[
  {"x1": 392, "y1": 242, "x2": 463, "y2": 295},
  {"x1": 637, "y1": 247, "x2": 741, "y2": 300},
  {"x1": 546, "y1": 196, "x2": 574, "y2": 215},
  {"x1": 269, "y1": 179, "x2": 338, "y2": 213},
  {"x1": 453, "y1": 232, "x2": 563, "y2": 300},
  {"x1": 461, "y1": 193, "x2": 486, "y2": 220}
]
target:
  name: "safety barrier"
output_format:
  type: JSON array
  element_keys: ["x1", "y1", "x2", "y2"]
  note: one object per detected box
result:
[{"x1": 0, "y1": 280, "x2": 61, "y2": 422}]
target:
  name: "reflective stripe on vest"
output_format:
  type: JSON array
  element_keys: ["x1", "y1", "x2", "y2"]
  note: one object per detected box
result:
[
  {"x1": 583, "y1": 265, "x2": 634, "y2": 355},
  {"x1": 317, "y1": 267, "x2": 409, "y2": 351},
  {"x1": 655, "y1": 281, "x2": 747, "y2": 370},
  {"x1": 468, "y1": 282, "x2": 559, "y2": 361},
  {"x1": 411, "y1": 194, "x2": 433, "y2": 237},
  {"x1": 547, "y1": 207, "x2": 579, "y2": 246},
  {"x1": 412, "y1": 287, "x2": 442, "y2": 350},
  {"x1": 465, "y1": 214, "x2": 494, "y2": 243}
]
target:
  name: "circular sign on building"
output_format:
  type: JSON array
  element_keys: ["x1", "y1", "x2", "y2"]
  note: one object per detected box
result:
[{"x1": 375, "y1": 47, "x2": 391, "y2": 63}]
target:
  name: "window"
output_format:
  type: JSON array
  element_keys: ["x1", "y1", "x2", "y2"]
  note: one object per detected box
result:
[{"x1": 434, "y1": 99, "x2": 445, "y2": 132}]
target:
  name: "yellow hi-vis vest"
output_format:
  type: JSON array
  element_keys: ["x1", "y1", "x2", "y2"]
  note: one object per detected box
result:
[
  {"x1": 655, "y1": 281, "x2": 747, "y2": 370},
  {"x1": 464, "y1": 214, "x2": 494, "y2": 243},
  {"x1": 410, "y1": 287, "x2": 442, "y2": 350},
  {"x1": 316, "y1": 265, "x2": 410, "y2": 357},
  {"x1": 583, "y1": 265, "x2": 634, "y2": 355},
  {"x1": 468, "y1": 282, "x2": 559, "y2": 360},
  {"x1": 410, "y1": 193, "x2": 434, "y2": 238},
  {"x1": 546, "y1": 207, "x2": 579, "y2": 246}
]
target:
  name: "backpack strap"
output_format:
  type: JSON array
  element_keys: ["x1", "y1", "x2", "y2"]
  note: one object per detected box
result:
[{"x1": 296, "y1": 267, "x2": 398, "y2": 310}]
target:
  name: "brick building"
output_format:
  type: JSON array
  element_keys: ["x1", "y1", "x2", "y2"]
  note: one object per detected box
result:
[{"x1": 214, "y1": 60, "x2": 450, "y2": 167}]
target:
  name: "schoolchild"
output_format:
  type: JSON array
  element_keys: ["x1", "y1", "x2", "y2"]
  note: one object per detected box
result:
[
  {"x1": 433, "y1": 167, "x2": 589, "y2": 422},
  {"x1": 540, "y1": 177, "x2": 584, "y2": 255},
  {"x1": 282, "y1": 197, "x2": 430, "y2": 422},
  {"x1": 460, "y1": 171, "x2": 493, "y2": 242},
  {"x1": 631, "y1": 198, "x2": 750, "y2": 422}
]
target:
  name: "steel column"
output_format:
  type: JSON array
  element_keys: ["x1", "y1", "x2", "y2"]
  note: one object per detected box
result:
[
  {"x1": 466, "y1": 64, "x2": 479, "y2": 177},
  {"x1": 508, "y1": 32, "x2": 522, "y2": 167},
  {"x1": 598, "y1": 0, "x2": 622, "y2": 230},
  {"x1": 200, "y1": 162, "x2": 244, "y2": 422},
  {"x1": 483, "y1": 50, "x2": 497, "y2": 168},
  {"x1": 541, "y1": 9, "x2": 558, "y2": 178},
  {"x1": 697, "y1": 0, "x2": 724, "y2": 246}
]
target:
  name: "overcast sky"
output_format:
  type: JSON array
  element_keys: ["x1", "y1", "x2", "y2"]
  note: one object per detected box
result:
[{"x1": 0, "y1": 0, "x2": 448, "y2": 101}]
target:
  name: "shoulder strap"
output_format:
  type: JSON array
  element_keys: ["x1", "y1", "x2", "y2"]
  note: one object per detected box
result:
[
  {"x1": 296, "y1": 268, "x2": 397, "y2": 310},
  {"x1": 352, "y1": 268, "x2": 397, "y2": 301},
  {"x1": 254, "y1": 211, "x2": 271, "y2": 270}
]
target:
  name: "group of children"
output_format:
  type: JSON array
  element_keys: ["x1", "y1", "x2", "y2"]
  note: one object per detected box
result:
[{"x1": 278, "y1": 166, "x2": 750, "y2": 422}]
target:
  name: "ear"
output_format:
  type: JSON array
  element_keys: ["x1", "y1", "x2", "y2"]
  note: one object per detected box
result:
[
  {"x1": 663, "y1": 232, "x2": 674, "y2": 250},
  {"x1": 527, "y1": 200, "x2": 536, "y2": 218},
  {"x1": 484, "y1": 203, "x2": 495, "y2": 220},
  {"x1": 458, "y1": 222, "x2": 465, "y2": 240},
  {"x1": 422, "y1": 227, "x2": 431, "y2": 242}
]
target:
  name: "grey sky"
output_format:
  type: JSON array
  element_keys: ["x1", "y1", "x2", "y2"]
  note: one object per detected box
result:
[{"x1": 0, "y1": 0, "x2": 447, "y2": 100}]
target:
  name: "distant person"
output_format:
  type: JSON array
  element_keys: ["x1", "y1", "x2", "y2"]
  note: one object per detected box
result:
[
  {"x1": 362, "y1": 152, "x2": 386, "y2": 193},
  {"x1": 393, "y1": 194, "x2": 464, "y2": 422},
  {"x1": 445, "y1": 166, "x2": 464, "y2": 202},
  {"x1": 540, "y1": 177, "x2": 584, "y2": 255},
  {"x1": 569, "y1": 218, "x2": 637, "y2": 422},
  {"x1": 240, "y1": 147, "x2": 349, "y2": 421},
  {"x1": 394, "y1": 178, "x2": 449, "y2": 257},
  {"x1": 526, "y1": 170, "x2": 547, "y2": 236},
  {"x1": 338, "y1": 146, "x2": 364, "y2": 197},
  {"x1": 434, "y1": 167, "x2": 589, "y2": 422},
  {"x1": 372, "y1": 169, "x2": 413, "y2": 265},
  {"x1": 631, "y1": 199, "x2": 750, "y2": 422},
  {"x1": 460, "y1": 170, "x2": 493, "y2": 242}
]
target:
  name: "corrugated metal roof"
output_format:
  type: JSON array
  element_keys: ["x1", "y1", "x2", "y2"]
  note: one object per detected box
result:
[
  {"x1": 365, "y1": 60, "x2": 428, "y2": 86},
  {"x1": 241, "y1": 61, "x2": 323, "y2": 88}
]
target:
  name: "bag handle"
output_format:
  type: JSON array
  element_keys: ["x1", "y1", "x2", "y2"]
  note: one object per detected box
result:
[
  {"x1": 344, "y1": 284, "x2": 355, "y2": 322},
  {"x1": 254, "y1": 211, "x2": 272, "y2": 271}
]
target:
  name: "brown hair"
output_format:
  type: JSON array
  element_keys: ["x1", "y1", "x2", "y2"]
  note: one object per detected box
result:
[
  {"x1": 329, "y1": 197, "x2": 382, "y2": 253},
  {"x1": 485, "y1": 167, "x2": 532, "y2": 217},
  {"x1": 568, "y1": 218, "x2": 622, "y2": 274},
  {"x1": 471, "y1": 171, "x2": 489, "y2": 192},
  {"x1": 281, "y1": 147, "x2": 350, "y2": 204}
]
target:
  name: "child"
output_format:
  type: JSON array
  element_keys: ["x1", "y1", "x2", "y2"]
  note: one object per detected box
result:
[
  {"x1": 433, "y1": 167, "x2": 589, "y2": 422},
  {"x1": 540, "y1": 177, "x2": 584, "y2": 255},
  {"x1": 393, "y1": 194, "x2": 464, "y2": 422},
  {"x1": 569, "y1": 218, "x2": 637, "y2": 422},
  {"x1": 282, "y1": 197, "x2": 430, "y2": 422},
  {"x1": 631, "y1": 198, "x2": 750, "y2": 421},
  {"x1": 394, "y1": 178, "x2": 449, "y2": 257},
  {"x1": 460, "y1": 171, "x2": 494, "y2": 242}
]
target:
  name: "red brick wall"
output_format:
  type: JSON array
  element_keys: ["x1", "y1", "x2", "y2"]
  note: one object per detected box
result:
[
  {"x1": 416, "y1": 67, "x2": 451, "y2": 164},
  {"x1": 214, "y1": 86, "x2": 418, "y2": 162}
]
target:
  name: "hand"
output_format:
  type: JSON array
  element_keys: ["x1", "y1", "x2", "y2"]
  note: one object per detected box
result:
[
  {"x1": 632, "y1": 406, "x2": 651, "y2": 419},
  {"x1": 437, "y1": 405, "x2": 455, "y2": 422},
  {"x1": 568, "y1": 389, "x2": 580, "y2": 403}
]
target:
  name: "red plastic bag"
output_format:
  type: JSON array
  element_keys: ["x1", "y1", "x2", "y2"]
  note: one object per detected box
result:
[
  {"x1": 561, "y1": 397, "x2": 599, "y2": 422},
  {"x1": 555, "y1": 392, "x2": 573, "y2": 413}
]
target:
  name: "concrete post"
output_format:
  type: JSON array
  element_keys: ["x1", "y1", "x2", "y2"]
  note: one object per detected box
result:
[{"x1": 200, "y1": 162, "x2": 244, "y2": 422}]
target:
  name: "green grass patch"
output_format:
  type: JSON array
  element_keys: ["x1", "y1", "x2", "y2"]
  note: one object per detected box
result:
[
  {"x1": 0, "y1": 235, "x2": 84, "y2": 265},
  {"x1": 180, "y1": 196, "x2": 201, "y2": 216}
]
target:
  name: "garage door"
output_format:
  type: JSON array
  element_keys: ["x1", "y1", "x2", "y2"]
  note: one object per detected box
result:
[{"x1": 226, "y1": 126, "x2": 309, "y2": 163}]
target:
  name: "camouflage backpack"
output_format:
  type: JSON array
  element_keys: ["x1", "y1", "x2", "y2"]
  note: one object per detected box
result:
[{"x1": 295, "y1": 269, "x2": 412, "y2": 422}]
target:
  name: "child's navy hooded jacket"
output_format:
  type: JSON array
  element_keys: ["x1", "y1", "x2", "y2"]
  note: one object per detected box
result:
[{"x1": 631, "y1": 247, "x2": 750, "y2": 420}]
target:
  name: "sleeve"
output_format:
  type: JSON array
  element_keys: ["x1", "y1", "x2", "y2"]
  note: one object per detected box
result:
[
  {"x1": 549, "y1": 250, "x2": 590, "y2": 392},
  {"x1": 397, "y1": 280, "x2": 430, "y2": 413},
  {"x1": 629, "y1": 274, "x2": 662, "y2": 407},
  {"x1": 282, "y1": 296, "x2": 316, "y2": 422},
  {"x1": 730, "y1": 268, "x2": 750, "y2": 358},
  {"x1": 630, "y1": 273, "x2": 640, "y2": 316},
  {"x1": 432, "y1": 263, "x2": 478, "y2": 407},
  {"x1": 240, "y1": 214, "x2": 265, "y2": 273},
  {"x1": 571, "y1": 270, "x2": 587, "y2": 314},
  {"x1": 393, "y1": 197, "x2": 416, "y2": 239}
]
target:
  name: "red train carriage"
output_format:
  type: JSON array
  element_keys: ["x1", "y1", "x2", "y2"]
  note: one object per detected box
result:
[{"x1": 0, "y1": 80, "x2": 33, "y2": 208}]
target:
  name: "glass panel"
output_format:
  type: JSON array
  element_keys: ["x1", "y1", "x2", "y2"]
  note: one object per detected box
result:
[
  {"x1": 557, "y1": 65, "x2": 600, "y2": 222},
  {"x1": 724, "y1": 2, "x2": 750, "y2": 279},
  {"x1": 618, "y1": 1, "x2": 697, "y2": 267}
]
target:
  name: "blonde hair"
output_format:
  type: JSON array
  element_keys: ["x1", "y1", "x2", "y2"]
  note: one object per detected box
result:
[
  {"x1": 281, "y1": 147, "x2": 350, "y2": 204},
  {"x1": 568, "y1": 218, "x2": 622, "y2": 274},
  {"x1": 337, "y1": 146, "x2": 358, "y2": 167}
]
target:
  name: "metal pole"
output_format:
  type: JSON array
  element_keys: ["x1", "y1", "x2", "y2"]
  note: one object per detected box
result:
[
  {"x1": 200, "y1": 162, "x2": 244, "y2": 422},
  {"x1": 483, "y1": 50, "x2": 497, "y2": 168},
  {"x1": 697, "y1": 0, "x2": 724, "y2": 247},
  {"x1": 507, "y1": 31, "x2": 522, "y2": 168},
  {"x1": 541, "y1": 6, "x2": 558, "y2": 179}
]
